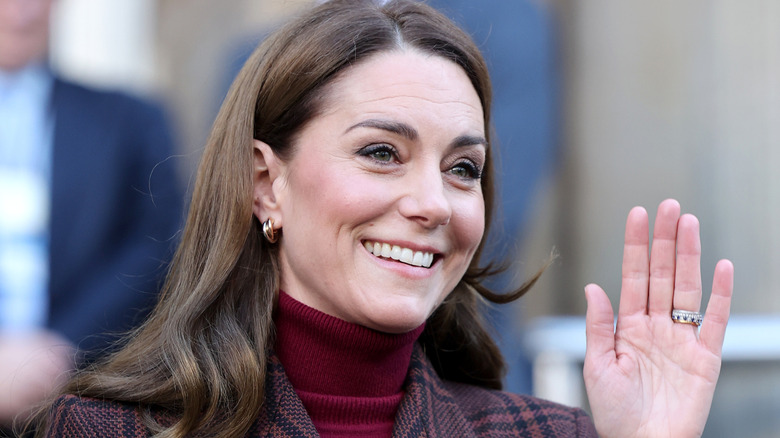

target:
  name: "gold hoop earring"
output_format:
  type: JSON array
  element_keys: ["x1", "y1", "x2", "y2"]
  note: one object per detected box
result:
[{"x1": 262, "y1": 218, "x2": 279, "y2": 244}]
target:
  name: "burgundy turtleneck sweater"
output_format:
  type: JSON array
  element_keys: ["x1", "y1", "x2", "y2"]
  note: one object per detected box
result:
[{"x1": 273, "y1": 291, "x2": 425, "y2": 438}]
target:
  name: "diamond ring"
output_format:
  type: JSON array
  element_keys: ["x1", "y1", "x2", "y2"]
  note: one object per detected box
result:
[{"x1": 671, "y1": 309, "x2": 703, "y2": 327}]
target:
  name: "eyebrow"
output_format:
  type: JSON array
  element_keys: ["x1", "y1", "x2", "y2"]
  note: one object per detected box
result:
[
  {"x1": 345, "y1": 118, "x2": 488, "y2": 149},
  {"x1": 451, "y1": 134, "x2": 488, "y2": 149},
  {"x1": 346, "y1": 119, "x2": 419, "y2": 141}
]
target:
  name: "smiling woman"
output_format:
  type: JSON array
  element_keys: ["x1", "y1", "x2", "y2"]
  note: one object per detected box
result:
[
  {"x1": 33, "y1": 0, "x2": 733, "y2": 437},
  {"x1": 255, "y1": 50, "x2": 486, "y2": 334}
]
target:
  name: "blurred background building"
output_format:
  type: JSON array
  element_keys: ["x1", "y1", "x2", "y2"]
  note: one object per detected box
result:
[{"x1": 49, "y1": 0, "x2": 780, "y2": 437}]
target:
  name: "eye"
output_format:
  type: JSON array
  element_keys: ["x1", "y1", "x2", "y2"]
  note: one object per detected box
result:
[
  {"x1": 448, "y1": 160, "x2": 482, "y2": 180},
  {"x1": 358, "y1": 143, "x2": 398, "y2": 163}
]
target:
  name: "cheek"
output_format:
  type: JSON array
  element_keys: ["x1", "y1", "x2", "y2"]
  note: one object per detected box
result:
[
  {"x1": 286, "y1": 162, "x2": 389, "y2": 227},
  {"x1": 453, "y1": 197, "x2": 485, "y2": 253}
]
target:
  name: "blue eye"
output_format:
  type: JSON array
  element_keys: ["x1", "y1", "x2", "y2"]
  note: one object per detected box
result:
[{"x1": 359, "y1": 144, "x2": 397, "y2": 163}]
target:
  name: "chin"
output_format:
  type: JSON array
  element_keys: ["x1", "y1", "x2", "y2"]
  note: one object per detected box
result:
[
  {"x1": 351, "y1": 288, "x2": 449, "y2": 334},
  {"x1": 360, "y1": 306, "x2": 432, "y2": 334}
]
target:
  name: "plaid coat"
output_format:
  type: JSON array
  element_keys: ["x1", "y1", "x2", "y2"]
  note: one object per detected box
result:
[{"x1": 46, "y1": 346, "x2": 597, "y2": 437}]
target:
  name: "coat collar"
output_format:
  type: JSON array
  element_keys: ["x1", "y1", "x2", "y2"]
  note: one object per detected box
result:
[{"x1": 252, "y1": 344, "x2": 477, "y2": 437}]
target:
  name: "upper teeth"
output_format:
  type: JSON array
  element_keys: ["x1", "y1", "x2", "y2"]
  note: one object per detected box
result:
[{"x1": 363, "y1": 241, "x2": 435, "y2": 268}]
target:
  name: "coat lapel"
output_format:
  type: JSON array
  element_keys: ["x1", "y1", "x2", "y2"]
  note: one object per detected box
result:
[
  {"x1": 392, "y1": 345, "x2": 477, "y2": 438},
  {"x1": 252, "y1": 353, "x2": 321, "y2": 437}
]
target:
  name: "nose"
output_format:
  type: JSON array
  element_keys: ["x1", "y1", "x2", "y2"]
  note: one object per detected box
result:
[{"x1": 398, "y1": 167, "x2": 452, "y2": 228}]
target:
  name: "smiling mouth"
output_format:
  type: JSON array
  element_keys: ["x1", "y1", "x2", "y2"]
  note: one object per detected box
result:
[{"x1": 362, "y1": 240, "x2": 436, "y2": 268}]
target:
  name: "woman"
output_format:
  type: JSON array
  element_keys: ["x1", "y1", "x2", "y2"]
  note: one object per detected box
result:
[{"x1": 36, "y1": 0, "x2": 734, "y2": 437}]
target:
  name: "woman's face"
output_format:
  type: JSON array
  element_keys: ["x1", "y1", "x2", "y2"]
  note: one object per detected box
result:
[{"x1": 260, "y1": 50, "x2": 486, "y2": 333}]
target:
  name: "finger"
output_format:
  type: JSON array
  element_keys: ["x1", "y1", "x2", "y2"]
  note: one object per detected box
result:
[
  {"x1": 585, "y1": 283, "x2": 617, "y2": 361},
  {"x1": 617, "y1": 206, "x2": 650, "y2": 318},
  {"x1": 672, "y1": 214, "x2": 703, "y2": 313},
  {"x1": 647, "y1": 199, "x2": 681, "y2": 315},
  {"x1": 700, "y1": 259, "x2": 734, "y2": 354}
]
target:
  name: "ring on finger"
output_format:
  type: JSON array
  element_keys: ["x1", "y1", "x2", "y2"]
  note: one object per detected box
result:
[{"x1": 671, "y1": 309, "x2": 703, "y2": 327}]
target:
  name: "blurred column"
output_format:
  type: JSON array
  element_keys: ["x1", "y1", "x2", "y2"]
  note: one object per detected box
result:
[
  {"x1": 155, "y1": 0, "x2": 309, "y2": 173},
  {"x1": 524, "y1": 0, "x2": 780, "y2": 316},
  {"x1": 709, "y1": 0, "x2": 780, "y2": 312},
  {"x1": 49, "y1": 0, "x2": 158, "y2": 94}
]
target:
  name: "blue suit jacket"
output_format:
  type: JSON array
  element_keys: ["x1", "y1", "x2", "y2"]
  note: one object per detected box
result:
[{"x1": 47, "y1": 79, "x2": 184, "y2": 362}]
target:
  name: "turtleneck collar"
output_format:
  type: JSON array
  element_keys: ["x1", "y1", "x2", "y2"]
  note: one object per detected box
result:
[{"x1": 273, "y1": 290, "x2": 424, "y2": 437}]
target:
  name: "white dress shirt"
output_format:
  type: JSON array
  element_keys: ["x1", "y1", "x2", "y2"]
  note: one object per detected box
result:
[{"x1": 0, "y1": 64, "x2": 54, "y2": 331}]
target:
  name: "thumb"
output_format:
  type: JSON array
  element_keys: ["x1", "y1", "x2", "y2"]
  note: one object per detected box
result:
[{"x1": 584, "y1": 283, "x2": 616, "y2": 362}]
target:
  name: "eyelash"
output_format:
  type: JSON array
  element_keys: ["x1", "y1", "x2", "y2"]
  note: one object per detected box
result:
[
  {"x1": 450, "y1": 160, "x2": 483, "y2": 180},
  {"x1": 358, "y1": 143, "x2": 483, "y2": 181},
  {"x1": 359, "y1": 143, "x2": 398, "y2": 163}
]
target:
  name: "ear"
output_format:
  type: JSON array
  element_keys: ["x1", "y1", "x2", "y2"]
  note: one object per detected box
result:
[{"x1": 253, "y1": 140, "x2": 285, "y2": 228}]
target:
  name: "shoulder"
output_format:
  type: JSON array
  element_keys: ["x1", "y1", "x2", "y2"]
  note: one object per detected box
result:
[
  {"x1": 50, "y1": 76, "x2": 176, "y2": 158},
  {"x1": 44, "y1": 394, "x2": 149, "y2": 438},
  {"x1": 51, "y1": 77, "x2": 169, "y2": 123},
  {"x1": 442, "y1": 380, "x2": 598, "y2": 437}
]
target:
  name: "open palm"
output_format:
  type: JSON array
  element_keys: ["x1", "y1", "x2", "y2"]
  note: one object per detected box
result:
[{"x1": 583, "y1": 199, "x2": 734, "y2": 438}]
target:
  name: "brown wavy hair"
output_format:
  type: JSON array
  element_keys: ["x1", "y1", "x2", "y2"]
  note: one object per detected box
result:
[{"x1": 35, "y1": 0, "x2": 546, "y2": 436}]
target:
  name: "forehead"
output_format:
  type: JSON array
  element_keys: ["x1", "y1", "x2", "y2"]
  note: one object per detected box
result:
[{"x1": 318, "y1": 49, "x2": 485, "y2": 134}]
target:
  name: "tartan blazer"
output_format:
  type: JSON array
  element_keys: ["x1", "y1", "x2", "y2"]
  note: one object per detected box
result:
[{"x1": 46, "y1": 345, "x2": 597, "y2": 437}]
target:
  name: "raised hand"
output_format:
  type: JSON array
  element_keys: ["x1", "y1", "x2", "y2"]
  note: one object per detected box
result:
[{"x1": 583, "y1": 199, "x2": 734, "y2": 438}]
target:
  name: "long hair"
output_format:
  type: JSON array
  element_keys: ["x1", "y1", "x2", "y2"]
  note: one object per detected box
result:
[{"x1": 37, "y1": 1, "x2": 545, "y2": 436}]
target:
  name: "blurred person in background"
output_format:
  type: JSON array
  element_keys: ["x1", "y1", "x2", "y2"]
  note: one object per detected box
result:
[
  {"x1": 0, "y1": 0, "x2": 183, "y2": 432},
  {"x1": 428, "y1": 0, "x2": 560, "y2": 394}
]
